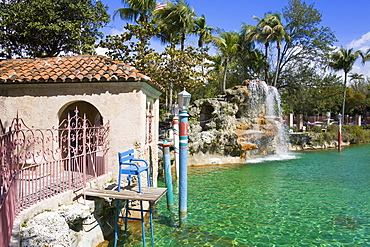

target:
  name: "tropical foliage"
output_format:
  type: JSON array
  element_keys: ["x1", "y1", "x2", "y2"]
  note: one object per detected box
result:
[
  {"x1": 98, "y1": 20, "x2": 212, "y2": 110},
  {"x1": 328, "y1": 47, "x2": 360, "y2": 116},
  {"x1": 0, "y1": 0, "x2": 109, "y2": 58},
  {"x1": 2, "y1": 0, "x2": 370, "y2": 120},
  {"x1": 212, "y1": 32, "x2": 240, "y2": 94},
  {"x1": 153, "y1": 0, "x2": 196, "y2": 50},
  {"x1": 194, "y1": 14, "x2": 214, "y2": 48},
  {"x1": 280, "y1": 64, "x2": 343, "y2": 115},
  {"x1": 104, "y1": 0, "x2": 369, "y2": 119},
  {"x1": 242, "y1": 12, "x2": 289, "y2": 86},
  {"x1": 113, "y1": 0, "x2": 157, "y2": 23}
]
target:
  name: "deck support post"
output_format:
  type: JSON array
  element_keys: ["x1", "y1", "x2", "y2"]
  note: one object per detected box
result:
[
  {"x1": 338, "y1": 113, "x2": 342, "y2": 151},
  {"x1": 162, "y1": 140, "x2": 174, "y2": 212}
]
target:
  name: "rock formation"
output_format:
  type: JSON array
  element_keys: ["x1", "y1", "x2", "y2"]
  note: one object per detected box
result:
[
  {"x1": 188, "y1": 80, "x2": 288, "y2": 165},
  {"x1": 20, "y1": 199, "x2": 116, "y2": 247}
]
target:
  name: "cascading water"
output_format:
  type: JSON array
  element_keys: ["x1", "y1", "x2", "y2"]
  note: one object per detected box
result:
[
  {"x1": 241, "y1": 80, "x2": 290, "y2": 158},
  {"x1": 187, "y1": 79, "x2": 295, "y2": 165},
  {"x1": 265, "y1": 84, "x2": 289, "y2": 155}
]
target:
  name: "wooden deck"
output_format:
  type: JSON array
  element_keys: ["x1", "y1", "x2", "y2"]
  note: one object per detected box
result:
[{"x1": 83, "y1": 186, "x2": 167, "y2": 203}]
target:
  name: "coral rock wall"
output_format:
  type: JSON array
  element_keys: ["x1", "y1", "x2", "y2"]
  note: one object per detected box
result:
[{"x1": 188, "y1": 81, "x2": 285, "y2": 165}]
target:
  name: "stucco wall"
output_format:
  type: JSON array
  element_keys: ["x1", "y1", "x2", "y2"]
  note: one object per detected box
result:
[
  {"x1": 0, "y1": 81, "x2": 161, "y2": 186},
  {"x1": 150, "y1": 98, "x2": 160, "y2": 186}
]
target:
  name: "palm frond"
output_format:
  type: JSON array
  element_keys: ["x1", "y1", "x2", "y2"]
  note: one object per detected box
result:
[{"x1": 113, "y1": 8, "x2": 139, "y2": 22}]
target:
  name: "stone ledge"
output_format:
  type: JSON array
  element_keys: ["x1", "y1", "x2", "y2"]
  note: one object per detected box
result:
[
  {"x1": 10, "y1": 190, "x2": 74, "y2": 247},
  {"x1": 189, "y1": 152, "x2": 243, "y2": 166},
  {"x1": 10, "y1": 173, "x2": 113, "y2": 247}
]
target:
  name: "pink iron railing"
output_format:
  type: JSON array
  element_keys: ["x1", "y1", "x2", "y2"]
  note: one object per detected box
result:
[{"x1": 0, "y1": 110, "x2": 109, "y2": 246}]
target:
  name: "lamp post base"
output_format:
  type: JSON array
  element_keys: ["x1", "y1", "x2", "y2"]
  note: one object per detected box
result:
[
  {"x1": 179, "y1": 211, "x2": 187, "y2": 226},
  {"x1": 338, "y1": 130, "x2": 342, "y2": 151}
]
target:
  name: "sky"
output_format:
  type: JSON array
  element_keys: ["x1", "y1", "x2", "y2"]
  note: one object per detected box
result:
[{"x1": 98, "y1": 0, "x2": 370, "y2": 76}]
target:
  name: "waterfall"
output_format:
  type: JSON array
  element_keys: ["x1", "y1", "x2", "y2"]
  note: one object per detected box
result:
[
  {"x1": 265, "y1": 84, "x2": 289, "y2": 155},
  {"x1": 187, "y1": 79, "x2": 296, "y2": 165},
  {"x1": 242, "y1": 80, "x2": 290, "y2": 157}
]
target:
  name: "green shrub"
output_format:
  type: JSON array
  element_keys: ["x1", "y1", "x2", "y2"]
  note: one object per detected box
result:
[
  {"x1": 342, "y1": 125, "x2": 370, "y2": 143},
  {"x1": 305, "y1": 125, "x2": 370, "y2": 144},
  {"x1": 310, "y1": 126, "x2": 326, "y2": 133}
]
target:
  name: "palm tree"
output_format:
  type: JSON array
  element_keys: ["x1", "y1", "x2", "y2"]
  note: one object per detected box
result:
[
  {"x1": 242, "y1": 23, "x2": 268, "y2": 81},
  {"x1": 212, "y1": 31, "x2": 240, "y2": 94},
  {"x1": 194, "y1": 14, "x2": 214, "y2": 48},
  {"x1": 242, "y1": 13, "x2": 288, "y2": 86},
  {"x1": 154, "y1": 0, "x2": 195, "y2": 50},
  {"x1": 113, "y1": 0, "x2": 157, "y2": 24},
  {"x1": 349, "y1": 73, "x2": 367, "y2": 94},
  {"x1": 349, "y1": 72, "x2": 364, "y2": 81},
  {"x1": 329, "y1": 47, "x2": 360, "y2": 117},
  {"x1": 360, "y1": 48, "x2": 370, "y2": 64},
  {"x1": 248, "y1": 49, "x2": 269, "y2": 79},
  {"x1": 266, "y1": 13, "x2": 290, "y2": 87}
]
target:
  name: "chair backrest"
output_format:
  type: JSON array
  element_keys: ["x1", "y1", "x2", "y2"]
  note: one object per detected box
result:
[{"x1": 118, "y1": 149, "x2": 135, "y2": 165}]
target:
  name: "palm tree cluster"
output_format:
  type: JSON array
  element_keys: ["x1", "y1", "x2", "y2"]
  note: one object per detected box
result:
[
  {"x1": 242, "y1": 13, "x2": 289, "y2": 87},
  {"x1": 111, "y1": 1, "x2": 288, "y2": 97},
  {"x1": 328, "y1": 47, "x2": 370, "y2": 119},
  {"x1": 104, "y1": 0, "x2": 215, "y2": 110},
  {"x1": 109, "y1": 1, "x2": 306, "y2": 99},
  {"x1": 211, "y1": 12, "x2": 290, "y2": 95},
  {"x1": 114, "y1": 0, "x2": 214, "y2": 50},
  {"x1": 104, "y1": 0, "x2": 370, "y2": 120}
]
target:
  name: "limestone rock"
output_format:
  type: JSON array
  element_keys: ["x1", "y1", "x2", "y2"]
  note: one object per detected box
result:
[
  {"x1": 188, "y1": 80, "x2": 287, "y2": 165},
  {"x1": 21, "y1": 211, "x2": 71, "y2": 247},
  {"x1": 20, "y1": 199, "x2": 111, "y2": 247},
  {"x1": 58, "y1": 203, "x2": 91, "y2": 225}
]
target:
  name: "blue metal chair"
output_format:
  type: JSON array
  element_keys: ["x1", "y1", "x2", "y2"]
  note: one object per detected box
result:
[
  {"x1": 117, "y1": 149, "x2": 151, "y2": 193},
  {"x1": 114, "y1": 149, "x2": 154, "y2": 247}
]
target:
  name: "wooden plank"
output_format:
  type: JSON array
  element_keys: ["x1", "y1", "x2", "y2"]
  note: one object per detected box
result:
[{"x1": 83, "y1": 187, "x2": 167, "y2": 203}]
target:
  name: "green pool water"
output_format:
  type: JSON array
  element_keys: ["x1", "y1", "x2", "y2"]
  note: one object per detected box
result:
[{"x1": 121, "y1": 144, "x2": 370, "y2": 246}]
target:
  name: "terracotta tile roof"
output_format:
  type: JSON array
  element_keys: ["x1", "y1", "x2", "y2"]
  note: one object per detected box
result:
[{"x1": 0, "y1": 55, "x2": 164, "y2": 91}]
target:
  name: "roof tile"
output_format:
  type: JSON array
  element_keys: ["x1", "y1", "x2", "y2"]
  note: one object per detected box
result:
[{"x1": 0, "y1": 55, "x2": 164, "y2": 91}]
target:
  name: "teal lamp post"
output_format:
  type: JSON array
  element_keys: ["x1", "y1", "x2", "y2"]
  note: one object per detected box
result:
[{"x1": 178, "y1": 88, "x2": 191, "y2": 225}]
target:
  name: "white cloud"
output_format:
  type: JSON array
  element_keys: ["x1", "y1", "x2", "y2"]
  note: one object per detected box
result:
[
  {"x1": 110, "y1": 28, "x2": 124, "y2": 36},
  {"x1": 95, "y1": 47, "x2": 109, "y2": 56},
  {"x1": 351, "y1": 61, "x2": 370, "y2": 76},
  {"x1": 342, "y1": 31, "x2": 370, "y2": 77},
  {"x1": 348, "y1": 31, "x2": 370, "y2": 51}
]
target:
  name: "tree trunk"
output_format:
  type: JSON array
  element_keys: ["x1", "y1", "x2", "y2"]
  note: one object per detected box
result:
[
  {"x1": 222, "y1": 57, "x2": 229, "y2": 94},
  {"x1": 264, "y1": 42, "x2": 269, "y2": 83},
  {"x1": 273, "y1": 42, "x2": 281, "y2": 87},
  {"x1": 168, "y1": 81, "x2": 173, "y2": 113},
  {"x1": 342, "y1": 72, "x2": 348, "y2": 118},
  {"x1": 181, "y1": 32, "x2": 185, "y2": 50}
]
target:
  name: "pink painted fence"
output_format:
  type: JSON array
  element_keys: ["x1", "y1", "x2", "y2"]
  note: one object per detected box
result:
[{"x1": 0, "y1": 110, "x2": 109, "y2": 246}]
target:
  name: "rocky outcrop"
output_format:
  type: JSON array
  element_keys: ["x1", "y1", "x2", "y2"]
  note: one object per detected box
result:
[
  {"x1": 188, "y1": 81, "x2": 286, "y2": 165},
  {"x1": 20, "y1": 198, "x2": 116, "y2": 247},
  {"x1": 289, "y1": 133, "x2": 349, "y2": 150},
  {"x1": 188, "y1": 97, "x2": 241, "y2": 158},
  {"x1": 21, "y1": 211, "x2": 72, "y2": 247}
]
